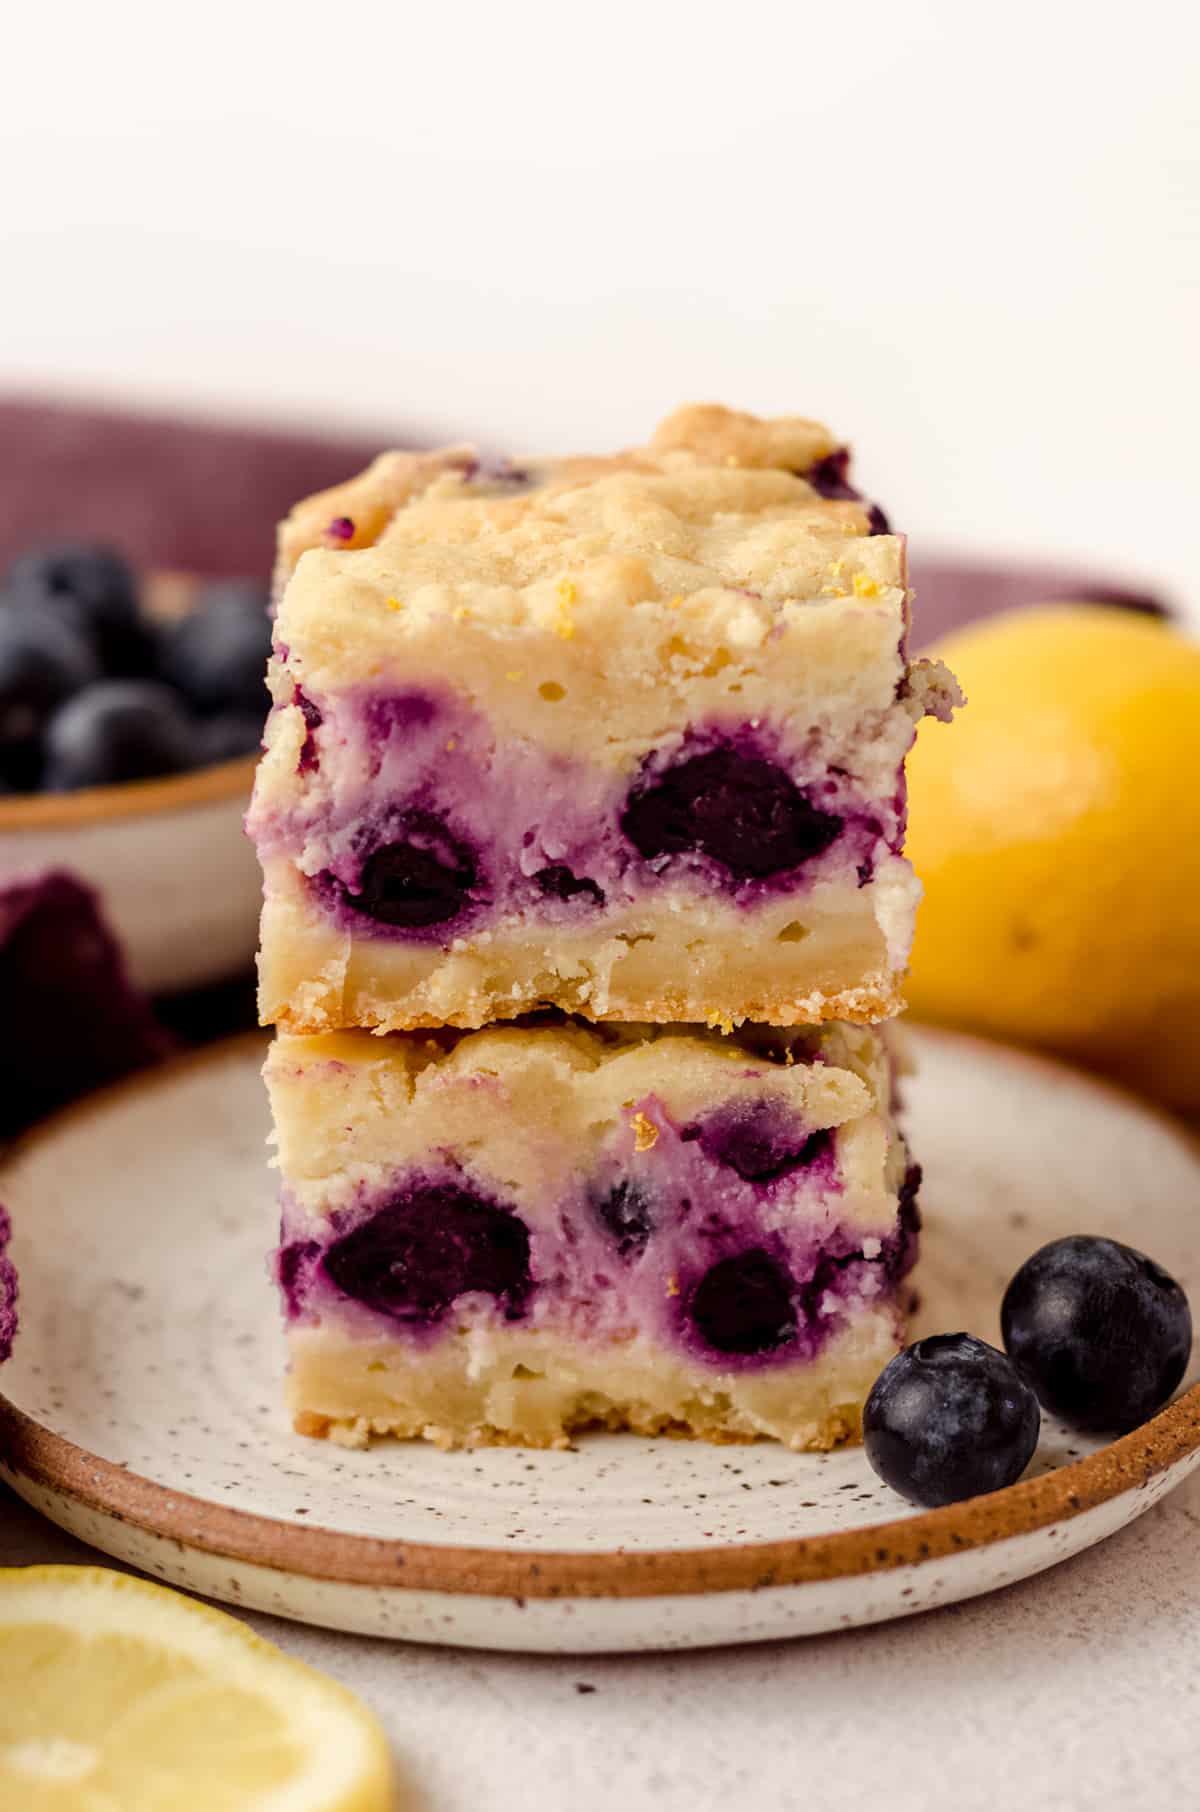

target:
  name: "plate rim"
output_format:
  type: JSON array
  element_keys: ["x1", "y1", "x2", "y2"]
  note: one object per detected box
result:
[{"x1": 2, "y1": 1030, "x2": 1198, "y2": 1603}]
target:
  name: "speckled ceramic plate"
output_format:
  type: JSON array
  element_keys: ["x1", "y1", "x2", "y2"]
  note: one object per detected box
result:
[{"x1": 0, "y1": 1029, "x2": 1197, "y2": 1653}]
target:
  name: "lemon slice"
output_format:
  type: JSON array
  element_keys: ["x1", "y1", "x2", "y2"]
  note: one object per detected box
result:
[{"x1": 0, "y1": 1566, "x2": 393, "y2": 1811}]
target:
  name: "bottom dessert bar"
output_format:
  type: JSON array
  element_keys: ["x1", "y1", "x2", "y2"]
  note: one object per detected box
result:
[{"x1": 265, "y1": 1019, "x2": 919, "y2": 1451}]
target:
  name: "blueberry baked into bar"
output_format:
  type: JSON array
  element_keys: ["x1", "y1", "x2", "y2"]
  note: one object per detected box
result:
[
  {"x1": 250, "y1": 405, "x2": 959, "y2": 1035},
  {"x1": 266, "y1": 1018, "x2": 919, "y2": 1451}
]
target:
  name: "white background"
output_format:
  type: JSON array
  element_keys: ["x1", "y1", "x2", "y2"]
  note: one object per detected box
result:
[
  {"x1": 3, "y1": 14, "x2": 1199, "y2": 1809},
  {"x1": 5, "y1": 2, "x2": 1198, "y2": 599}
]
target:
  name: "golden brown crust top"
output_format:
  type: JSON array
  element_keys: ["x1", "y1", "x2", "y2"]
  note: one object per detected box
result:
[
  {"x1": 273, "y1": 404, "x2": 850, "y2": 594},
  {"x1": 648, "y1": 403, "x2": 837, "y2": 472},
  {"x1": 273, "y1": 445, "x2": 477, "y2": 599}
]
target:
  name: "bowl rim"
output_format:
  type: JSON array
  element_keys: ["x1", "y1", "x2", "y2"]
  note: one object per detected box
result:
[{"x1": 0, "y1": 754, "x2": 258, "y2": 831}]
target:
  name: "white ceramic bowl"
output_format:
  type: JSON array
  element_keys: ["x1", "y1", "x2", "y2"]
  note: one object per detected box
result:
[{"x1": 0, "y1": 755, "x2": 261, "y2": 994}]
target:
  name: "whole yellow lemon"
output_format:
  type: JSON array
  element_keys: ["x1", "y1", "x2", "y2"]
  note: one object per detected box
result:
[{"x1": 905, "y1": 604, "x2": 1200, "y2": 1112}]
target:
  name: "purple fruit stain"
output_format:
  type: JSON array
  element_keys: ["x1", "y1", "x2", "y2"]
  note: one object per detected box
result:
[
  {"x1": 684, "y1": 1099, "x2": 836, "y2": 1185},
  {"x1": 884, "y1": 1162, "x2": 922, "y2": 1283},
  {"x1": 276, "y1": 1238, "x2": 320, "y2": 1318},
  {"x1": 294, "y1": 687, "x2": 322, "y2": 774}
]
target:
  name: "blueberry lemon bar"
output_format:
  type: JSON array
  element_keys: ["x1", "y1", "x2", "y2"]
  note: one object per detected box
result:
[
  {"x1": 266, "y1": 1018, "x2": 919, "y2": 1450},
  {"x1": 250, "y1": 405, "x2": 959, "y2": 1033}
]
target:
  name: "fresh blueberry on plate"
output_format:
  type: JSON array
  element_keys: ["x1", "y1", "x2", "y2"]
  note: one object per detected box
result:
[
  {"x1": 157, "y1": 579, "x2": 272, "y2": 717},
  {"x1": 42, "y1": 681, "x2": 194, "y2": 791},
  {"x1": 1001, "y1": 1235, "x2": 1192, "y2": 1434},
  {"x1": 864, "y1": 1332, "x2": 1041, "y2": 1507}
]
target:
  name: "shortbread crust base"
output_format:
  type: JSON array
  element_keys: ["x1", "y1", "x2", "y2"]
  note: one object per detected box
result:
[
  {"x1": 286, "y1": 1318, "x2": 903, "y2": 1452},
  {"x1": 259, "y1": 862, "x2": 916, "y2": 1033}
]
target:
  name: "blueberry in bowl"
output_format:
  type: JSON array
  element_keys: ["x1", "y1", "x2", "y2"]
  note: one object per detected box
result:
[
  {"x1": 0, "y1": 544, "x2": 270, "y2": 991},
  {"x1": 0, "y1": 545, "x2": 272, "y2": 796},
  {"x1": 157, "y1": 579, "x2": 273, "y2": 718},
  {"x1": 42, "y1": 681, "x2": 193, "y2": 791},
  {"x1": 0, "y1": 607, "x2": 99, "y2": 786},
  {"x1": 5, "y1": 542, "x2": 153, "y2": 675}
]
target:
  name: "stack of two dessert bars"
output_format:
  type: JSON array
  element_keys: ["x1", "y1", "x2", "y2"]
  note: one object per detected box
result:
[{"x1": 250, "y1": 405, "x2": 958, "y2": 1452}]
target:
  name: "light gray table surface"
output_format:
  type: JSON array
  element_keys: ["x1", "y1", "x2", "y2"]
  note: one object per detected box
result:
[{"x1": 2, "y1": 1469, "x2": 1197, "y2": 1812}]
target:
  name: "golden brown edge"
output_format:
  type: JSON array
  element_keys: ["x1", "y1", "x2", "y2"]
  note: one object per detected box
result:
[
  {"x1": 0, "y1": 1031, "x2": 1197, "y2": 1602},
  {"x1": 265, "y1": 988, "x2": 907, "y2": 1036}
]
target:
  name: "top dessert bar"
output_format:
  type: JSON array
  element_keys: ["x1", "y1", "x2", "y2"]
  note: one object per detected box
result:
[{"x1": 250, "y1": 405, "x2": 959, "y2": 1034}]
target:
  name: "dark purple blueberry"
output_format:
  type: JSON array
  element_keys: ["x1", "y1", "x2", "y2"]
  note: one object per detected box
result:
[
  {"x1": 534, "y1": 865, "x2": 605, "y2": 905},
  {"x1": 0, "y1": 741, "x2": 42, "y2": 793},
  {"x1": 621, "y1": 745, "x2": 842, "y2": 880},
  {"x1": 276, "y1": 1239, "x2": 319, "y2": 1318},
  {"x1": 0, "y1": 1203, "x2": 16, "y2": 1362},
  {"x1": 0, "y1": 608, "x2": 99, "y2": 753},
  {"x1": 686, "y1": 1100, "x2": 832, "y2": 1184},
  {"x1": 42, "y1": 681, "x2": 193, "y2": 790},
  {"x1": 804, "y1": 448, "x2": 856, "y2": 501},
  {"x1": 295, "y1": 688, "x2": 322, "y2": 773},
  {"x1": 4, "y1": 542, "x2": 151, "y2": 673},
  {"x1": 158, "y1": 580, "x2": 272, "y2": 716},
  {"x1": 864, "y1": 1333, "x2": 1041, "y2": 1507},
  {"x1": 1001, "y1": 1236, "x2": 1192, "y2": 1435},
  {"x1": 323, "y1": 1182, "x2": 532, "y2": 1324},
  {"x1": 803, "y1": 450, "x2": 891, "y2": 537},
  {"x1": 591, "y1": 1178, "x2": 655, "y2": 1260},
  {"x1": 688, "y1": 1247, "x2": 797, "y2": 1355},
  {"x1": 883, "y1": 1161, "x2": 922, "y2": 1283},
  {"x1": 195, "y1": 711, "x2": 264, "y2": 765},
  {"x1": 338, "y1": 813, "x2": 479, "y2": 929}
]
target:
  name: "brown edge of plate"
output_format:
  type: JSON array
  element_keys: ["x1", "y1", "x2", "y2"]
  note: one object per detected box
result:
[{"x1": 0, "y1": 1033, "x2": 1197, "y2": 1603}]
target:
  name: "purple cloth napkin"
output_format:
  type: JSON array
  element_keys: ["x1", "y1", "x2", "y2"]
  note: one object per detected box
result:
[{"x1": 0, "y1": 397, "x2": 433, "y2": 579}]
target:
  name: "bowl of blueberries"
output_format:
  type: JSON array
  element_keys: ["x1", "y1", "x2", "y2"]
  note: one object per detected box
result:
[{"x1": 0, "y1": 543, "x2": 270, "y2": 992}]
